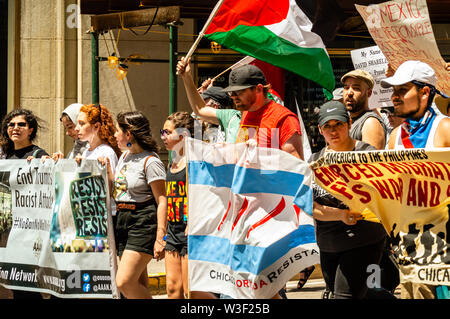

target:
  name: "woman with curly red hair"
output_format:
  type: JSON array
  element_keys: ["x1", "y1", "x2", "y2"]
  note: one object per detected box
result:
[{"x1": 75, "y1": 103, "x2": 121, "y2": 168}]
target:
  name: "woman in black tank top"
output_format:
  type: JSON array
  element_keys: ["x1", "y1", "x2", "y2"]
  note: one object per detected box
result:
[{"x1": 161, "y1": 112, "x2": 216, "y2": 299}]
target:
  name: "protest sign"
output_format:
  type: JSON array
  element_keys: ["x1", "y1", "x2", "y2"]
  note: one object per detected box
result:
[
  {"x1": 311, "y1": 148, "x2": 450, "y2": 286},
  {"x1": 350, "y1": 45, "x2": 393, "y2": 108},
  {"x1": 356, "y1": 0, "x2": 450, "y2": 96},
  {"x1": 186, "y1": 138, "x2": 319, "y2": 299},
  {"x1": 0, "y1": 159, "x2": 118, "y2": 298}
]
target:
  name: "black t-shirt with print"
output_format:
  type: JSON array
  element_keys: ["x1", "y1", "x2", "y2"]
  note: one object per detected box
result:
[{"x1": 165, "y1": 165, "x2": 187, "y2": 246}]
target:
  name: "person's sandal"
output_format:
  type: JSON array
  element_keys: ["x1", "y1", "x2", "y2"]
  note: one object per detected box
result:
[{"x1": 296, "y1": 265, "x2": 315, "y2": 289}]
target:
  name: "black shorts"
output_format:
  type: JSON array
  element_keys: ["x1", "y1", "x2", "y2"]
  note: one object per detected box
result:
[
  {"x1": 114, "y1": 204, "x2": 157, "y2": 257},
  {"x1": 165, "y1": 241, "x2": 188, "y2": 257},
  {"x1": 165, "y1": 223, "x2": 188, "y2": 257}
]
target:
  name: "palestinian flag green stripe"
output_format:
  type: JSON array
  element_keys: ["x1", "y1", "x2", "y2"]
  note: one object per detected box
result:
[{"x1": 206, "y1": 25, "x2": 334, "y2": 95}]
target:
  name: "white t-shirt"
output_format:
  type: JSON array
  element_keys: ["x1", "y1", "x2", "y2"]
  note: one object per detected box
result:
[
  {"x1": 82, "y1": 144, "x2": 119, "y2": 214},
  {"x1": 82, "y1": 144, "x2": 119, "y2": 175}
]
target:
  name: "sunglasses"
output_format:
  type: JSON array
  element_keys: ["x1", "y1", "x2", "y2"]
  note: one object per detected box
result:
[
  {"x1": 7, "y1": 122, "x2": 28, "y2": 128},
  {"x1": 227, "y1": 86, "x2": 254, "y2": 97},
  {"x1": 160, "y1": 129, "x2": 171, "y2": 137}
]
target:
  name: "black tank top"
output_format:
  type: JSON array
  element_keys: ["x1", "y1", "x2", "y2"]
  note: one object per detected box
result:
[{"x1": 166, "y1": 165, "x2": 187, "y2": 224}]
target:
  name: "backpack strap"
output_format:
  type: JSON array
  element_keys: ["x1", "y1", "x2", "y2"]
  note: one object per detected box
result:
[{"x1": 143, "y1": 155, "x2": 154, "y2": 176}]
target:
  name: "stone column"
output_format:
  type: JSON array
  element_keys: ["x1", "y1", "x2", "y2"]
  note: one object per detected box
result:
[{"x1": 19, "y1": 0, "x2": 78, "y2": 155}]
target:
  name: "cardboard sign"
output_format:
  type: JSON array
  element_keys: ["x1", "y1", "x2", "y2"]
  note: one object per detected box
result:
[
  {"x1": 356, "y1": 0, "x2": 450, "y2": 95},
  {"x1": 351, "y1": 45, "x2": 393, "y2": 108}
]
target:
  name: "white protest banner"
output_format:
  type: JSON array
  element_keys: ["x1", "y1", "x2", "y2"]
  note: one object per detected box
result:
[
  {"x1": 0, "y1": 159, "x2": 118, "y2": 298},
  {"x1": 351, "y1": 45, "x2": 393, "y2": 109},
  {"x1": 356, "y1": 0, "x2": 450, "y2": 96}
]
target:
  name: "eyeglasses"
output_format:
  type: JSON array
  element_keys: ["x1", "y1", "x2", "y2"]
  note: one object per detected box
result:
[
  {"x1": 7, "y1": 122, "x2": 28, "y2": 129},
  {"x1": 160, "y1": 129, "x2": 171, "y2": 137}
]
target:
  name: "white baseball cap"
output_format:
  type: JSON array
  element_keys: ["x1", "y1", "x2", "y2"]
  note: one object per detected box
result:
[{"x1": 380, "y1": 60, "x2": 437, "y2": 88}]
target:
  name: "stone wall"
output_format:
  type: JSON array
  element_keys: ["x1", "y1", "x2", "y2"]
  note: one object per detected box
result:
[{"x1": 18, "y1": 0, "x2": 193, "y2": 159}]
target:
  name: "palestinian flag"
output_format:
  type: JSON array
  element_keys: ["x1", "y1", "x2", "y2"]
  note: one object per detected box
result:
[{"x1": 204, "y1": 0, "x2": 335, "y2": 98}]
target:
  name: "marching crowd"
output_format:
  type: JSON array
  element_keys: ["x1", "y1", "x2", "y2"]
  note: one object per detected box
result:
[{"x1": 0, "y1": 56, "x2": 449, "y2": 300}]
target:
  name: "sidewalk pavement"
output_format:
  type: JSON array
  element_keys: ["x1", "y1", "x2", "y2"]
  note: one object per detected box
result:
[
  {"x1": 148, "y1": 260, "x2": 328, "y2": 298},
  {"x1": 148, "y1": 260, "x2": 402, "y2": 299}
]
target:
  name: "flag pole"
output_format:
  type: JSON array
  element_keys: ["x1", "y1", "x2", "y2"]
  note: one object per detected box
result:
[
  {"x1": 197, "y1": 56, "x2": 255, "y2": 90},
  {"x1": 184, "y1": 0, "x2": 225, "y2": 61},
  {"x1": 211, "y1": 56, "x2": 255, "y2": 81}
]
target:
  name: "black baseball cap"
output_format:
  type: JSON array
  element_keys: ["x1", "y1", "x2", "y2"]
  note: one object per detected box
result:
[
  {"x1": 318, "y1": 100, "x2": 350, "y2": 126},
  {"x1": 222, "y1": 64, "x2": 267, "y2": 92},
  {"x1": 201, "y1": 86, "x2": 233, "y2": 108}
]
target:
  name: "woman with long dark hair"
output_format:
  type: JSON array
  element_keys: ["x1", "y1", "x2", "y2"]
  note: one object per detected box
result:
[
  {"x1": 106, "y1": 111, "x2": 167, "y2": 298},
  {"x1": 0, "y1": 108, "x2": 48, "y2": 299},
  {"x1": 0, "y1": 108, "x2": 48, "y2": 159}
]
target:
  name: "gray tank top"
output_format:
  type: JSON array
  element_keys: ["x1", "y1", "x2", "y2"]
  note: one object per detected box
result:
[{"x1": 350, "y1": 110, "x2": 387, "y2": 142}]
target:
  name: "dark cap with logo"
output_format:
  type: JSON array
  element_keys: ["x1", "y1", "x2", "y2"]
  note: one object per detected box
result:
[
  {"x1": 222, "y1": 64, "x2": 267, "y2": 92},
  {"x1": 318, "y1": 100, "x2": 350, "y2": 127},
  {"x1": 201, "y1": 86, "x2": 233, "y2": 108}
]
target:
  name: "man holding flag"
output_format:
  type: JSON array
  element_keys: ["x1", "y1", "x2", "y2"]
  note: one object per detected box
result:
[
  {"x1": 177, "y1": 59, "x2": 304, "y2": 160},
  {"x1": 179, "y1": 0, "x2": 338, "y2": 299},
  {"x1": 222, "y1": 64, "x2": 304, "y2": 160}
]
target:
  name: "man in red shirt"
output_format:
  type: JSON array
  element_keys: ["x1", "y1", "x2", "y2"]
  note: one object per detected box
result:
[{"x1": 222, "y1": 64, "x2": 304, "y2": 160}]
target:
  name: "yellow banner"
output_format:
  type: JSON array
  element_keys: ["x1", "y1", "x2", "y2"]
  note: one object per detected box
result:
[{"x1": 311, "y1": 148, "x2": 450, "y2": 286}]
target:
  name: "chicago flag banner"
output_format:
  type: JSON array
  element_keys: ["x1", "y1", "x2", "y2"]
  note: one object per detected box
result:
[{"x1": 186, "y1": 138, "x2": 319, "y2": 299}]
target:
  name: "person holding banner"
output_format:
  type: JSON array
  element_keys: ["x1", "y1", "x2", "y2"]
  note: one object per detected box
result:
[
  {"x1": 53, "y1": 103, "x2": 89, "y2": 160},
  {"x1": 341, "y1": 70, "x2": 388, "y2": 150},
  {"x1": 104, "y1": 111, "x2": 167, "y2": 299},
  {"x1": 382, "y1": 60, "x2": 450, "y2": 299},
  {"x1": 311, "y1": 100, "x2": 389, "y2": 299},
  {"x1": 0, "y1": 108, "x2": 48, "y2": 299},
  {"x1": 160, "y1": 111, "x2": 216, "y2": 299},
  {"x1": 74, "y1": 103, "x2": 121, "y2": 237},
  {"x1": 0, "y1": 109, "x2": 48, "y2": 160}
]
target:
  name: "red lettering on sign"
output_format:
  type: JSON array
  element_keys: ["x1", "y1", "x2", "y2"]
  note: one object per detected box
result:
[
  {"x1": 330, "y1": 181, "x2": 353, "y2": 200},
  {"x1": 352, "y1": 184, "x2": 371, "y2": 204}
]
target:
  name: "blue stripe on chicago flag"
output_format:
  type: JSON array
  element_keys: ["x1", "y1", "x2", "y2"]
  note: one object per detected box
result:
[
  {"x1": 188, "y1": 224, "x2": 316, "y2": 275},
  {"x1": 188, "y1": 161, "x2": 309, "y2": 197}
]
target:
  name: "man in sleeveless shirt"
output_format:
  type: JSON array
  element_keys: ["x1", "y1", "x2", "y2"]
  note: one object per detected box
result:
[
  {"x1": 222, "y1": 64, "x2": 304, "y2": 160},
  {"x1": 382, "y1": 61, "x2": 450, "y2": 299},
  {"x1": 342, "y1": 69, "x2": 387, "y2": 150}
]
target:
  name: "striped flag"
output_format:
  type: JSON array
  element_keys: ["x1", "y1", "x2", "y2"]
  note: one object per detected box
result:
[{"x1": 186, "y1": 137, "x2": 319, "y2": 299}]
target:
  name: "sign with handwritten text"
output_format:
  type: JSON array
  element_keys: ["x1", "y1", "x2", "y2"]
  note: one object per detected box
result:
[
  {"x1": 356, "y1": 0, "x2": 450, "y2": 95},
  {"x1": 351, "y1": 46, "x2": 393, "y2": 109}
]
